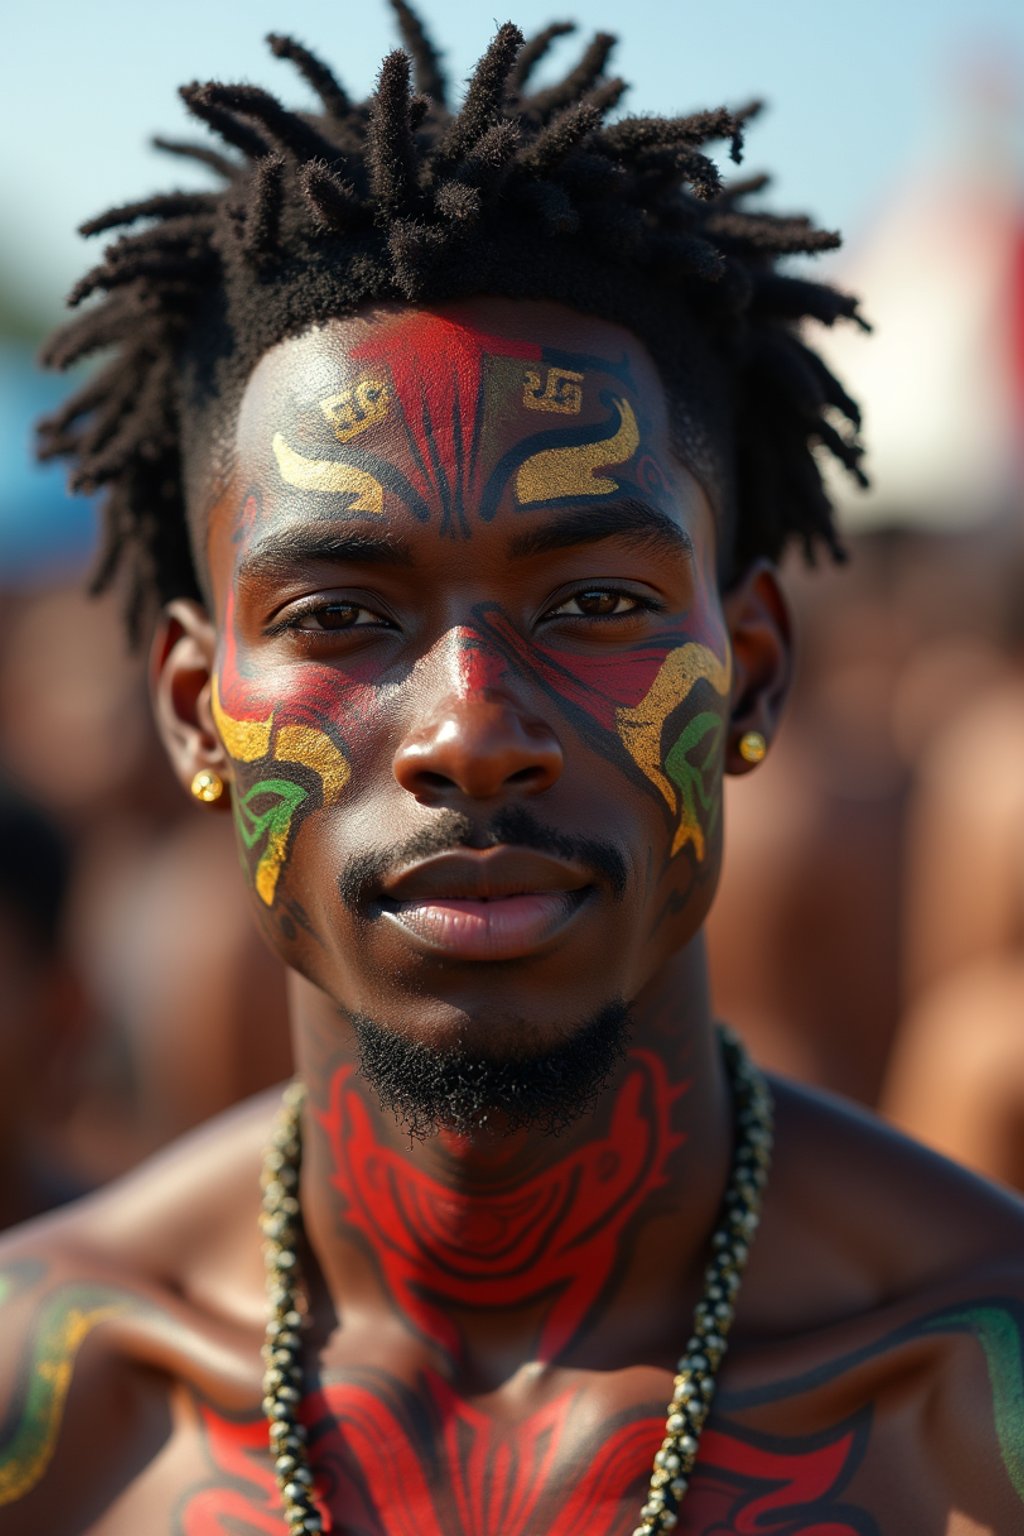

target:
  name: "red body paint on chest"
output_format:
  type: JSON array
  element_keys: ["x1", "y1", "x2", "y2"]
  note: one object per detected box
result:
[{"x1": 185, "y1": 1391, "x2": 865, "y2": 1535}]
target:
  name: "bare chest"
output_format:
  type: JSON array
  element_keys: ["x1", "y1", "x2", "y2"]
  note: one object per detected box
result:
[{"x1": 91, "y1": 1362, "x2": 944, "y2": 1536}]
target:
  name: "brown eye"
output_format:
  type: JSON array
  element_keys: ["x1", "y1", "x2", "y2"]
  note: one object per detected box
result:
[
  {"x1": 575, "y1": 589, "x2": 624, "y2": 616},
  {"x1": 297, "y1": 602, "x2": 369, "y2": 631}
]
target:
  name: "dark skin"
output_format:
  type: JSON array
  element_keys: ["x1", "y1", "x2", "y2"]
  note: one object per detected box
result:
[{"x1": 1, "y1": 298, "x2": 1023, "y2": 1535}]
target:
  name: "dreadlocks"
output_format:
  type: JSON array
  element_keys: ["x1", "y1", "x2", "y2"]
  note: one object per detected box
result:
[{"x1": 38, "y1": 3, "x2": 867, "y2": 641}]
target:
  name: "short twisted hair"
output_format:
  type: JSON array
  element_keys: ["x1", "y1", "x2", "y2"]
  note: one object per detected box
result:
[{"x1": 38, "y1": 3, "x2": 867, "y2": 640}]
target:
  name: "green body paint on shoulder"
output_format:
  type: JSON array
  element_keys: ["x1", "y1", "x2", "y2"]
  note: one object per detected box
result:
[
  {"x1": 0, "y1": 1271, "x2": 128, "y2": 1507},
  {"x1": 924, "y1": 1305, "x2": 1024, "y2": 1502}
]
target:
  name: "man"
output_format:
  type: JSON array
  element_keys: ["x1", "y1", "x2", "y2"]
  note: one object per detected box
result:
[{"x1": 3, "y1": 9, "x2": 1022, "y2": 1532}]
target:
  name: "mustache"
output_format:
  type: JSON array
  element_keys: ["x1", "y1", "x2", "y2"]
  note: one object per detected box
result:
[{"x1": 338, "y1": 804, "x2": 628, "y2": 910}]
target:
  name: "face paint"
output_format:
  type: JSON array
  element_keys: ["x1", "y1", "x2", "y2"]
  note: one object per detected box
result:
[
  {"x1": 463, "y1": 609, "x2": 729, "y2": 863},
  {"x1": 515, "y1": 395, "x2": 640, "y2": 506},
  {"x1": 522, "y1": 365, "x2": 584, "y2": 414},
  {"x1": 320, "y1": 375, "x2": 391, "y2": 442},
  {"x1": 271, "y1": 433, "x2": 385, "y2": 513},
  {"x1": 616, "y1": 643, "x2": 732, "y2": 859},
  {"x1": 211, "y1": 497, "x2": 354, "y2": 907},
  {"x1": 265, "y1": 313, "x2": 652, "y2": 533}
]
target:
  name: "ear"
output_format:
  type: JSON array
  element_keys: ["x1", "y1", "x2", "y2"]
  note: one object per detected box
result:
[
  {"x1": 150, "y1": 598, "x2": 231, "y2": 806},
  {"x1": 721, "y1": 559, "x2": 793, "y2": 775}
]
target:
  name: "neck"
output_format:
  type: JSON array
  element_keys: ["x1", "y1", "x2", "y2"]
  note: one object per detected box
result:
[{"x1": 290, "y1": 943, "x2": 731, "y2": 1376}]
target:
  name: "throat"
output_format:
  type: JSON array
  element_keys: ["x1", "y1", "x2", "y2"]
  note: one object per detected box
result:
[{"x1": 294, "y1": 1044, "x2": 730, "y2": 1368}]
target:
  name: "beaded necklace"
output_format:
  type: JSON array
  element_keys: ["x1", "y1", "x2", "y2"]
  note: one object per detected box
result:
[{"x1": 259, "y1": 1025, "x2": 773, "y2": 1535}]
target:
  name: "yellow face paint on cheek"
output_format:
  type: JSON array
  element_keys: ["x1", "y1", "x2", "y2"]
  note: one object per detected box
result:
[
  {"x1": 211, "y1": 678, "x2": 352, "y2": 906},
  {"x1": 274, "y1": 723, "x2": 351, "y2": 803},
  {"x1": 211, "y1": 675, "x2": 273, "y2": 761},
  {"x1": 515, "y1": 396, "x2": 640, "y2": 505},
  {"x1": 616, "y1": 642, "x2": 732, "y2": 861}
]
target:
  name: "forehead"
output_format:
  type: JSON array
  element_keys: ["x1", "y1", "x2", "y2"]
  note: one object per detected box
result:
[
  {"x1": 239, "y1": 297, "x2": 676, "y2": 447},
  {"x1": 210, "y1": 296, "x2": 714, "y2": 577}
]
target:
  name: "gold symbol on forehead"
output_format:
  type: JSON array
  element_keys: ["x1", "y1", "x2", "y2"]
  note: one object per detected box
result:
[
  {"x1": 523, "y1": 366, "x2": 584, "y2": 415},
  {"x1": 320, "y1": 376, "x2": 391, "y2": 443},
  {"x1": 272, "y1": 433, "x2": 385, "y2": 514},
  {"x1": 516, "y1": 396, "x2": 640, "y2": 505}
]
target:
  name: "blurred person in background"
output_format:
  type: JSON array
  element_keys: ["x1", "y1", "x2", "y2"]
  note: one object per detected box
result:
[
  {"x1": 0, "y1": 774, "x2": 87, "y2": 1226},
  {"x1": 0, "y1": 580, "x2": 292, "y2": 1180},
  {"x1": 0, "y1": 11, "x2": 1021, "y2": 1531},
  {"x1": 710, "y1": 57, "x2": 1024, "y2": 1138},
  {"x1": 882, "y1": 548, "x2": 1024, "y2": 1187}
]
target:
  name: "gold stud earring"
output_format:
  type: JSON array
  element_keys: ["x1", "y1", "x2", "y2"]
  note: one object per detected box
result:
[
  {"x1": 738, "y1": 730, "x2": 767, "y2": 765},
  {"x1": 190, "y1": 769, "x2": 225, "y2": 804}
]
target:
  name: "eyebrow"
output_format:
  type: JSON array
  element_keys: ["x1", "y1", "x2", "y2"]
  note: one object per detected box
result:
[
  {"x1": 237, "y1": 526, "x2": 415, "y2": 586},
  {"x1": 508, "y1": 498, "x2": 695, "y2": 563}
]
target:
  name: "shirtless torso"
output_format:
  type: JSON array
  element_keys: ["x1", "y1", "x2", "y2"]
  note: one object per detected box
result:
[
  {"x1": 2, "y1": 1051, "x2": 1022, "y2": 1535},
  {"x1": 20, "y1": 38, "x2": 1024, "y2": 1526}
]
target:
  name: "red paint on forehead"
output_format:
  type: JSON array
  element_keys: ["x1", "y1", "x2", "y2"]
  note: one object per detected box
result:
[{"x1": 351, "y1": 313, "x2": 540, "y2": 507}]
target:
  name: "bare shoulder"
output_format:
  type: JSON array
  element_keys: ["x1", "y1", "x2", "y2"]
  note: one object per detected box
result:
[
  {"x1": 765, "y1": 1073, "x2": 1024, "y2": 1302},
  {"x1": 732, "y1": 1076, "x2": 1024, "y2": 1531},
  {"x1": 0, "y1": 1093, "x2": 276, "y2": 1533}
]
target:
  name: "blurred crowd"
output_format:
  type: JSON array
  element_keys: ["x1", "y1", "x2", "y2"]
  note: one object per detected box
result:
[{"x1": 0, "y1": 76, "x2": 1022, "y2": 1230}]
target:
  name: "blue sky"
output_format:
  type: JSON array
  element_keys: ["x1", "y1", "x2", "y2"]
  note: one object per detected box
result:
[{"x1": 5, "y1": 0, "x2": 1024, "y2": 324}]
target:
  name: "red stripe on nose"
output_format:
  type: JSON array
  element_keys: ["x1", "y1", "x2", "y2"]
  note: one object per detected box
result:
[{"x1": 455, "y1": 631, "x2": 508, "y2": 696}]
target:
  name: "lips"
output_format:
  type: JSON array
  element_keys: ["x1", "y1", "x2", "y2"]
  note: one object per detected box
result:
[{"x1": 376, "y1": 848, "x2": 593, "y2": 961}]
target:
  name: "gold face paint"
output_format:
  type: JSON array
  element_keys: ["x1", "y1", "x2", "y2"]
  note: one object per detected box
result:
[
  {"x1": 211, "y1": 676, "x2": 273, "y2": 762},
  {"x1": 274, "y1": 723, "x2": 351, "y2": 803},
  {"x1": 515, "y1": 396, "x2": 639, "y2": 505},
  {"x1": 616, "y1": 642, "x2": 732, "y2": 860},
  {"x1": 522, "y1": 366, "x2": 584, "y2": 415},
  {"x1": 272, "y1": 433, "x2": 385, "y2": 513},
  {"x1": 320, "y1": 376, "x2": 391, "y2": 443},
  {"x1": 212, "y1": 682, "x2": 352, "y2": 907}
]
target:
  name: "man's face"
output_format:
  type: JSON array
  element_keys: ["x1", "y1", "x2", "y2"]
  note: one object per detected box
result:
[{"x1": 202, "y1": 297, "x2": 733, "y2": 1056}]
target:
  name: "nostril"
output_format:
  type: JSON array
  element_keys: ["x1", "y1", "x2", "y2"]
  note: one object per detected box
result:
[
  {"x1": 393, "y1": 695, "x2": 564, "y2": 803},
  {"x1": 419, "y1": 770, "x2": 455, "y2": 791}
]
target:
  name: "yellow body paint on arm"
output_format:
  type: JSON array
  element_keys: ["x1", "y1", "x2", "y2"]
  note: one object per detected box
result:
[{"x1": 0, "y1": 1281, "x2": 126, "y2": 1506}]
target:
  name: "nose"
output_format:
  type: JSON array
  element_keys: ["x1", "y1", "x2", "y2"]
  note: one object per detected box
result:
[{"x1": 393, "y1": 694, "x2": 563, "y2": 804}]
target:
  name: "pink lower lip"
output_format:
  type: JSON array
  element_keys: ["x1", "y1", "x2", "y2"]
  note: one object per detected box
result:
[{"x1": 381, "y1": 891, "x2": 586, "y2": 960}]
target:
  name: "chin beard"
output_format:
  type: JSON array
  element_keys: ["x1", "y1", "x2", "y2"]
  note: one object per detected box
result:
[{"x1": 350, "y1": 1002, "x2": 630, "y2": 1140}]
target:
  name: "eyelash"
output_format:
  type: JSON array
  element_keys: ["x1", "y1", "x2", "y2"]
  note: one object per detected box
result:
[
  {"x1": 542, "y1": 587, "x2": 662, "y2": 621},
  {"x1": 270, "y1": 584, "x2": 662, "y2": 638}
]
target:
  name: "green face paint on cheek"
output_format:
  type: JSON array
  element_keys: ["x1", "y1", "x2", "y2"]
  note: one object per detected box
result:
[
  {"x1": 211, "y1": 657, "x2": 353, "y2": 909},
  {"x1": 615, "y1": 642, "x2": 731, "y2": 862}
]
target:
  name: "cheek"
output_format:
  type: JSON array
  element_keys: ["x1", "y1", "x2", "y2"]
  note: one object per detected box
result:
[
  {"x1": 213, "y1": 647, "x2": 380, "y2": 908},
  {"x1": 615, "y1": 642, "x2": 730, "y2": 863},
  {"x1": 494, "y1": 610, "x2": 731, "y2": 870}
]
